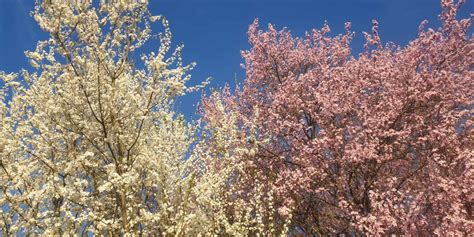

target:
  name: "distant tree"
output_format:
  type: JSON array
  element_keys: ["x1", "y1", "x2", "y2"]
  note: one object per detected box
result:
[
  {"x1": 201, "y1": 0, "x2": 473, "y2": 235},
  {"x1": 199, "y1": 88, "x2": 292, "y2": 236}
]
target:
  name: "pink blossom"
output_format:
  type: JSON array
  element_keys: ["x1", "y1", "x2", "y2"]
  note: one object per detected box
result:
[{"x1": 202, "y1": 0, "x2": 473, "y2": 235}]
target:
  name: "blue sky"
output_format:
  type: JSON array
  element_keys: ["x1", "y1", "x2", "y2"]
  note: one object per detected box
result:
[{"x1": 0, "y1": 0, "x2": 472, "y2": 119}]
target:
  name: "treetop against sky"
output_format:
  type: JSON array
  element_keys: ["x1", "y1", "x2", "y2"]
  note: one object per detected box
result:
[{"x1": 1, "y1": 0, "x2": 472, "y2": 118}]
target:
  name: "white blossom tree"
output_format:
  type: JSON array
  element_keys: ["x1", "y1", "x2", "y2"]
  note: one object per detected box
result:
[{"x1": 0, "y1": 0, "x2": 216, "y2": 235}]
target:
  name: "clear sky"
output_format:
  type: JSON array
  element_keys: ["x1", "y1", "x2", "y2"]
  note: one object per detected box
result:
[{"x1": 1, "y1": 0, "x2": 472, "y2": 119}]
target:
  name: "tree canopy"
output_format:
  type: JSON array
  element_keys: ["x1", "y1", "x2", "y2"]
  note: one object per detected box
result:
[{"x1": 1, "y1": 0, "x2": 472, "y2": 236}]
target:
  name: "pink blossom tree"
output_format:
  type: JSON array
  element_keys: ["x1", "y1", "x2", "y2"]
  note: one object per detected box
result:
[{"x1": 201, "y1": 0, "x2": 473, "y2": 235}]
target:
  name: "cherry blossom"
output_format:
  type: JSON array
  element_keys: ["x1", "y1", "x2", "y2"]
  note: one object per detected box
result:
[{"x1": 202, "y1": 0, "x2": 473, "y2": 235}]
